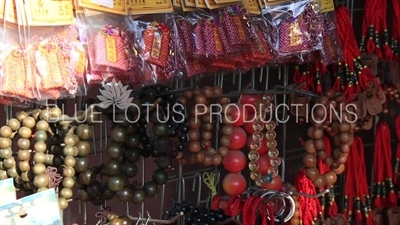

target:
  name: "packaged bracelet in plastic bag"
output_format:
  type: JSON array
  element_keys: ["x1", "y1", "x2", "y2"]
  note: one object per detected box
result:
[
  {"x1": 190, "y1": 16, "x2": 206, "y2": 59},
  {"x1": 130, "y1": 15, "x2": 175, "y2": 84},
  {"x1": 154, "y1": 14, "x2": 185, "y2": 82},
  {"x1": 29, "y1": 27, "x2": 77, "y2": 100},
  {"x1": 0, "y1": 23, "x2": 36, "y2": 100},
  {"x1": 265, "y1": 0, "x2": 324, "y2": 61},
  {"x1": 85, "y1": 10, "x2": 138, "y2": 84},
  {"x1": 319, "y1": 12, "x2": 343, "y2": 65},
  {"x1": 69, "y1": 14, "x2": 88, "y2": 95},
  {"x1": 220, "y1": 4, "x2": 252, "y2": 50},
  {"x1": 176, "y1": 16, "x2": 195, "y2": 57}
]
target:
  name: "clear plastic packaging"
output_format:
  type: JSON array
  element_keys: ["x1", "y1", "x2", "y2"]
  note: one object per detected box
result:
[
  {"x1": 264, "y1": 0, "x2": 324, "y2": 62},
  {"x1": 85, "y1": 9, "x2": 138, "y2": 84},
  {"x1": 319, "y1": 12, "x2": 344, "y2": 66},
  {"x1": 28, "y1": 26, "x2": 78, "y2": 100},
  {"x1": 0, "y1": 22, "x2": 36, "y2": 100}
]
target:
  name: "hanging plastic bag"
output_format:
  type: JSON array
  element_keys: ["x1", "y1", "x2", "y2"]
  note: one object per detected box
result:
[
  {"x1": 85, "y1": 9, "x2": 138, "y2": 84},
  {"x1": 265, "y1": 0, "x2": 324, "y2": 62},
  {"x1": 0, "y1": 22, "x2": 36, "y2": 100}
]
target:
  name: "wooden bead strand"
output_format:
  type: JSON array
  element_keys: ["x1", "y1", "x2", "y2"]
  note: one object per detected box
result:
[
  {"x1": 304, "y1": 92, "x2": 356, "y2": 188},
  {"x1": 181, "y1": 86, "x2": 229, "y2": 166}
]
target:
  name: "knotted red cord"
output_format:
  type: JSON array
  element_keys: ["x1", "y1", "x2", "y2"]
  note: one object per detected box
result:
[
  {"x1": 295, "y1": 170, "x2": 318, "y2": 224},
  {"x1": 336, "y1": 7, "x2": 374, "y2": 102},
  {"x1": 392, "y1": 0, "x2": 400, "y2": 63},
  {"x1": 394, "y1": 116, "x2": 400, "y2": 189},
  {"x1": 354, "y1": 137, "x2": 375, "y2": 225},
  {"x1": 378, "y1": 121, "x2": 397, "y2": 207},
  {"x1": 243, "y1": 196, "x2": 260, "y2": 225},
  {"x1": 344, "y1": 140, "x2": 356, "y2": 219},
  {"x1": 225, "y1": 196, "x2": 243, "y2": 216},
  {"x1": 319, "y1": 136, "x2": 338, "y2": 217},
  {"x1": 211, "y1": 195, "x2": 221, "y2": 210},
  {"x1": 373, "y1": 123, "x2": 385, "y2": 208}
]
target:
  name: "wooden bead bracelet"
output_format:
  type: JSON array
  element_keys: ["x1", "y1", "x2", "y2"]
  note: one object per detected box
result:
[
  {"x1": 303, "y1": 90, "x2": 356, "y2": 188},
  {"x1": 179, "y1": 86, "x2": 230, "y2": 166}
]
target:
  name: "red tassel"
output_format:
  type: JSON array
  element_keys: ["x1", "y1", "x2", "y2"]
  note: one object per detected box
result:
[
  {"x1": 211, "y1": 195, "x2": 220, "y2": 210},
  {"x1": 328, "y1": 201, "x2": 338, "y2": 217}
]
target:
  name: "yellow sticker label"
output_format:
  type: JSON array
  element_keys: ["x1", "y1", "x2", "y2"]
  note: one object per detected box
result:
[
  {"x1": 130, "y1": 0, "x2": 173, "y2": 14},
  {"x1": 150, "y1": 33, "x2": 161, "y2": 59},
  {"x1": 316, "y1": 0, "x2": 334, "y2": 13},
  {"x1": 75, "y1": 50, "x2": 86, "y2": 73},
  {"x1": 195, "y1": 0, "x2": 208, "y2": 8},
  {"x1": 106, "y1": 37, "x2": 118, "y2": 63},
  {"x1": 77, "y1": 0, "x2": 128, "y2": 15},
  {"x1": 243, "y1": 0, "x2": 260, "y2": 15},
  {"x1": 289, "y1": 22, "x2": 301, "y2": 46},
  {"x1": 24, "y1": 0, "x2": 74, "y2": 26}
]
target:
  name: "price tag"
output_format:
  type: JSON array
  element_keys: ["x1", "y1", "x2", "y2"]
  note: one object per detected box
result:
[
  {"x1": 90, "y1": 0, "x2": 114, "y2": 8},
  {"x1": 243, "y1": 0, "x2": 260, "y2": 15},
  {"x1": 184, "y1": 0, "x2": 196, "y2": 7},
  {"x1": 24, "y1": 0, "x2": 74, "y2": 26},
  {"x1": 195, "y1": 0, "x2": 208, "y2": 8},
  {"x1": 316, "y1": 0, "x2": 334, "y2": 13},
  {"x1": 204, "y1": 0, "x2": 230, "y2": 9},
  {"x1": 214, "y1": 0, "x2": 241, "y2": 4},
  {"x1": 181, "y1": 0, "x2": 196, "y2": 11},
  {"x1": 130, "y1": 0, "x2": 173, "y2": 14},
  {"x1": 77, "y1": 0, "x2": 128, "y2": 15},
  {"x1": 173, "y1": 0, "x2": 182, "y2": 8}
]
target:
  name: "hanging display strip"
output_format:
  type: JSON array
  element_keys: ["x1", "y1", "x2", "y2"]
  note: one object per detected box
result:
[{"x1": 0, "y1": 0, "x2": 343, "y2": 104}]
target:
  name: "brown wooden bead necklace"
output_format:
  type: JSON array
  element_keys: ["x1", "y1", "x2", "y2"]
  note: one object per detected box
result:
[
  {"x1": 179, "y1": 86, "x2": 231, "y2": 166},
  {"x1": 303, "y1": 91, "x2": 356, "y2": 188}
]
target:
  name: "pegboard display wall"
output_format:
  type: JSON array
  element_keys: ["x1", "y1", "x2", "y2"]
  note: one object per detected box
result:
[{"x1": 0, "y1": 0, "x2": 397, "y2": 224}]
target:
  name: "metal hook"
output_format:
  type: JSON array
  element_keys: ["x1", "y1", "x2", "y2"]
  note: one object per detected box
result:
[
  {"x1": 135, "y1": 212, "x2": 142, "y2": 225},
  {"x1": 145, "y1": 211, "x2": 153, "y2": 225}
]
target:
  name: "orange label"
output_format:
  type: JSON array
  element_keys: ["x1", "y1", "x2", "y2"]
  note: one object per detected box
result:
[
  {"x1": 46, "y1": 48, "x2": 63, "y2": 83},
  {"x1": 193, "y1": 60, "x2": 200, "y2": 70},
  {"x1": 289, "y1": 22, "x2": 301, "y2": 46},
  {"x1": 75, "y1": 50, "x2": 86, "y2": 73},
  {"x1": 233, "y1": 16, "x2": 246, "y2": 40},
  {"x1": 213, "y1": 27, "x2": 223, "y2": 52},
  {"x1": 151, "y1": 32, "x2": 161, "y2": 59},
  {"x1": 14, "y1": 55, "x2": 25, "y2": 90},
  {"x1": 105, "y1": 37, "x2": 117, "y2": 63}
]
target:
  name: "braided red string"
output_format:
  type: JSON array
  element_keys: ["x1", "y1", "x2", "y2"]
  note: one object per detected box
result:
[
  {"x1": 344, "y1": 140, "x2": 355, "y2": 219},
  {"x1": 295, "y1": 170, "x2": 318, "y2": 224},
  {"x1": 373, "y1": 122, "x2": 386, "y2": 208},
  {"x1": 394, "y1": 116, "x2": 400, "y2": 189},
  {"x1": 243, "y1": 196, "x2": 259, "y2": 225},
  {"x1": 355, "y1": 137, "x2": 375, "y2": 225},
  {"x1": 211, "y1": 195, "x2": 220, "y2": 210},
  {"x1": 378, "y1": 122, "x2": 397, "y2": 207}
]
